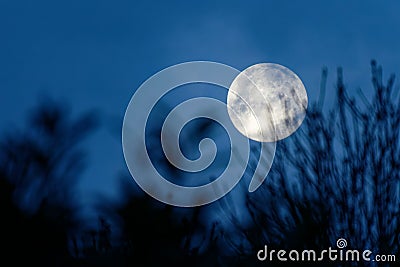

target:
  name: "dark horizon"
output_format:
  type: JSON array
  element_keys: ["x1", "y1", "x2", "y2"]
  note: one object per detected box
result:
[{"x1": 2, "y1": 0, "x2": 400, "y2": 205}]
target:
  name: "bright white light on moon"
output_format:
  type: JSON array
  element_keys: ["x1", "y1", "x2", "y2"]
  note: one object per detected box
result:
[
  {"x1": 122, "y1": 61, "x2": 306, "y2": 206},
  {"x1": 227, "y1": 63, "x2": 308, "y2": 142}
]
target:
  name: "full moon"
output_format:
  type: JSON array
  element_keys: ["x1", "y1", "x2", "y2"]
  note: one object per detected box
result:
[{"x1": 227, "y1": 63, "x2": 308, "y2": 142}]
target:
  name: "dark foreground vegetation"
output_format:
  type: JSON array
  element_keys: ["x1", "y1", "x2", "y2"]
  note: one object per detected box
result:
[{"x1": 1, "y1": 61, "x2": 399, "y2": 266}]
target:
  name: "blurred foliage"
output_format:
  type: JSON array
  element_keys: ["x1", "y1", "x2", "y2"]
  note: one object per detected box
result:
[
  {"x1": 0, "y1": 100, "x2": 97, "y2": 266},
  {"x1": 224, "y1": 61, "x2": 400, "y2": 266},
  {"x1": 2, "y1": 61, "x2": 399, "y2": 267}
]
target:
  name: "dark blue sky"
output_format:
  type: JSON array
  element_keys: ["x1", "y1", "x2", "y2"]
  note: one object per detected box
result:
[{"x1": 1, "y1": 0, "x2": 400, "y2": 206}]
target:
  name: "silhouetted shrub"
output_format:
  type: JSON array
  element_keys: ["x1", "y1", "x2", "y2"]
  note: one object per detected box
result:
[
  {"x1": 224, "y1": 61, "x2": 400, "y2": 266},
  {"x1": 0, "y1": 100, "x2": 97, "y2": 266}
]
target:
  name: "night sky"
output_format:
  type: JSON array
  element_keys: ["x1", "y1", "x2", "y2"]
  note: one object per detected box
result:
[{"x1": 1, "y1": 0, "x2": 399, "y2": 208}]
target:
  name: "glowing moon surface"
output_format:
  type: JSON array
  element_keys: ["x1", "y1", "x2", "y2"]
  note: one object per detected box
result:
[{"x1": 227, "y1": 63, "x2": 308, "y2": 142}]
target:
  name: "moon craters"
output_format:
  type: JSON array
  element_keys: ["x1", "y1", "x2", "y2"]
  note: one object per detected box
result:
[{"x1": 227, "y1": 63, "x2": 308, "y2": 142}]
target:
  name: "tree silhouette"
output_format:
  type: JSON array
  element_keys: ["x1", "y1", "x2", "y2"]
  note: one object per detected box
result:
[
  {"x1": 222, "y1": 61, "x2": 400, "y2": 266},
  {"x1": 94, "y1": 61, "x2": 400, "y2": 267},
  {"x1": 3, "y1": 61, "x2": 398, "y2": 267},
  {"x1": 94, "y1": 174, "x2": 224, "y2": 267},
  {"x1": 0, "y1": 100, "x2": 97, "y2": 266}
]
